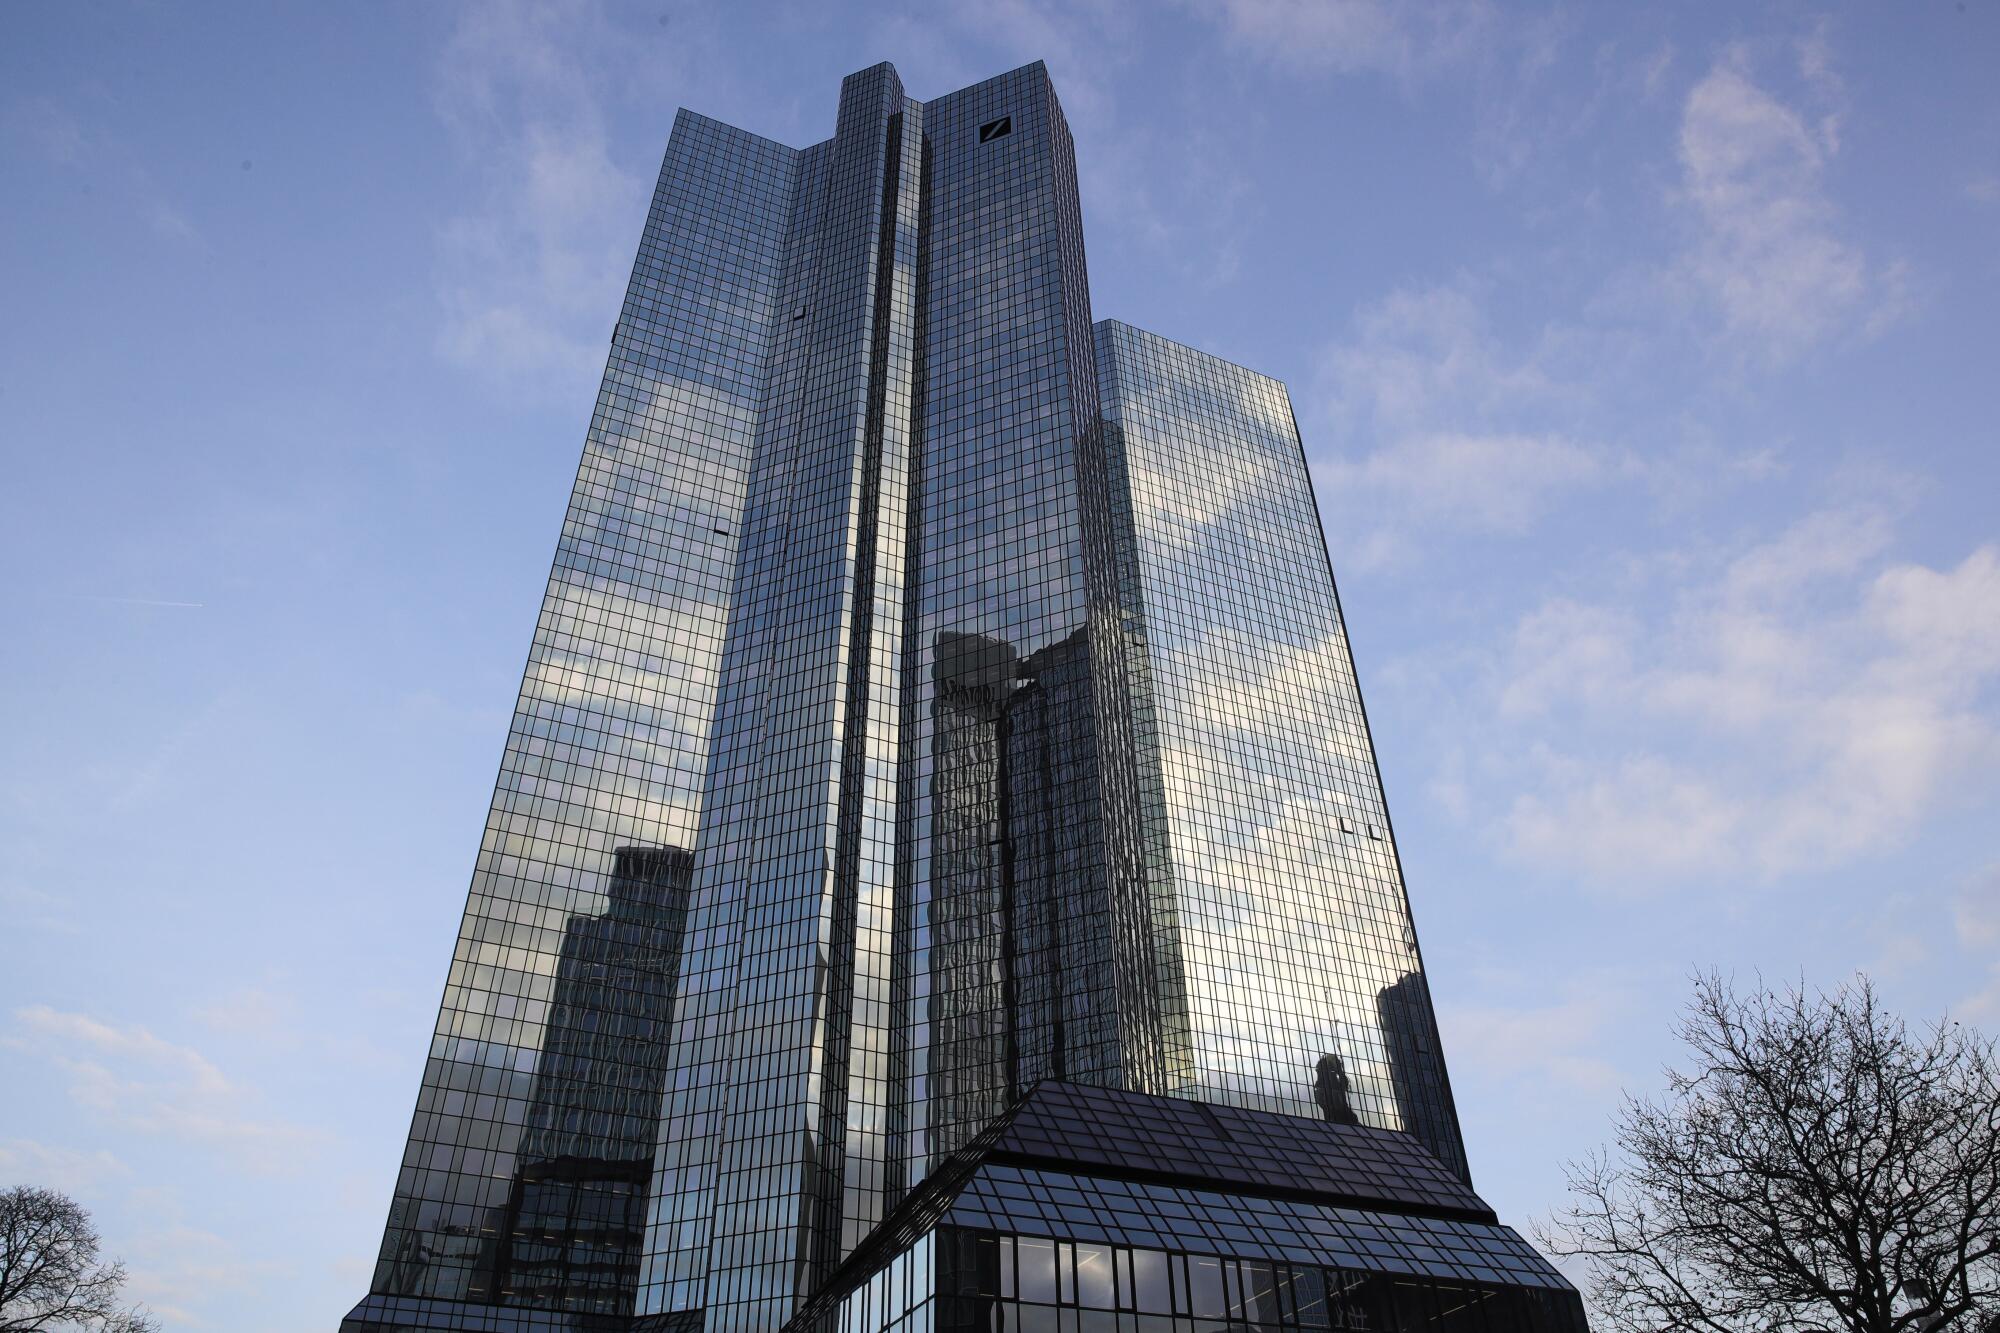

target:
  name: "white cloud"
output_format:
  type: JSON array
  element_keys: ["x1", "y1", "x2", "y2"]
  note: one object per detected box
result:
[
  {"x1": 1672, "y1": 46, "x2": 1904, "y2": 362},
  {"x1": 9, "y1": 1005, "x2": 327, "y2": 1175},
  {"x1": 1185, "y1": 0, "x2": 1490, "y2": 78},
  {"x1": 17, "y1": 1005, "x2": 234, "y2": 1093},
  {"x1": 1795, "y1": 19, "x2": 1842, "y2": 105},
  {"x1": 1487, "y1": 514, "x2": 2000, "y2": 886},
  {"x1": 1497, "y1": 600, "x2": 1637, "y2": 719}
]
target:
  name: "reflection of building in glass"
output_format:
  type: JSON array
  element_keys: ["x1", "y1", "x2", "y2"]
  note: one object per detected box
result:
[
  {"x1": 927, "y1": 630, "x2": 1018, "y2": 1150},
  {"x1": 340, "y1": 59, "x2": 1581, "y2": 1333},
  {"x1": 1378, "y1": 970, "x2": 1469, "y2": 1182},
  {"x1": 1314, "y1": 1053, "x2": 1361, "y2": 1127},
  {"x1": 927, "y1": 629, "x2": 1110, "y2": 1158},
  {"x1": 1000, "y1": 629, "x2": 1113, "y2": 1096},
  {"x1": 370, "y1": 846, "x2": 692, "y2": 1317},
  {"x1": 494, "y1": 846, "x2": 693, "y2": 1311}
]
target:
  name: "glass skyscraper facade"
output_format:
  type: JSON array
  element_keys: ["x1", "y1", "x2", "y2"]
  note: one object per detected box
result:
[{"x1": 340, "y1": 61, "x2": 1581, "y2": 1333}]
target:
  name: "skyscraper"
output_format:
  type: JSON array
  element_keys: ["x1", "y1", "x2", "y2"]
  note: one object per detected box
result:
[{"x1": 340, "y1": 60, "x2": 1584, "y2": 1333}]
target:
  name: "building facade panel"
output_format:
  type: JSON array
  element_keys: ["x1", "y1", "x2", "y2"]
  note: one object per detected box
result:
[
  {"x1": 354, "y1": 110, "x2": 797, "y2": 1322},
  {"x1": 1094, "y1": 321, "x2": 1467, "y2": 1180}
]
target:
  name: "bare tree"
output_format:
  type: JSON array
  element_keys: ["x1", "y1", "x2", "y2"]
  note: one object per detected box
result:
[
  {"x1": 0, "y1": 1187, "x2": 157, "y2": 1333},
  {"x1": 1540, "y1": 974, "x2": 2000, "y2": 1333}
]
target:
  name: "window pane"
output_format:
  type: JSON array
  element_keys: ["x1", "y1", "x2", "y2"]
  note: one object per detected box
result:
[
  {"x1": 1188, "y1": 1256, "x2": 1226, "y2": 1319},
  {"x1": 1130, "y1": 1249, "x2": 1172, "y2": 1315},
  {"x1": 1019, "y1": 1238, "x2": 1059, "y2": 1305}
]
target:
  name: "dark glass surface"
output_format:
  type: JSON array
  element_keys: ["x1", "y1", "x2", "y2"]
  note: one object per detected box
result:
[{"x1": 981, "y1": 1083, "x2": 1487, "y2": 1220}]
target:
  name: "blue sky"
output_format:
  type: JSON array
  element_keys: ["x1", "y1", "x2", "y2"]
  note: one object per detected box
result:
[{"x1": 2, "y1": 2, "x2": 1996, "y2": 1327}]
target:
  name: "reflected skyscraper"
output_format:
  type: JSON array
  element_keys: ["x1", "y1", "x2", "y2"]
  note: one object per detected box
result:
[
  {"x1": 342, "y1": 60, "x2": 1583, "y2": 1333},
  {"x1": 496, "y1": 845, "x2": 692, "y2": 1310}
]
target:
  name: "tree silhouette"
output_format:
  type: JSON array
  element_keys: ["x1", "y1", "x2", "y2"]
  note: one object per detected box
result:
[
  {"x1": 1541, "y1": 974, "x2": 2000, "y2": 1333},
  {"x1": 0, "y1": 1186, "x2": 157, "y2": 1333}
]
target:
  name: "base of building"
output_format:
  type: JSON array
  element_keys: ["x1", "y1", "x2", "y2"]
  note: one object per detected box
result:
[{"x1": 342, "y1": 1083, "x2": 1585, "y2": 1333}]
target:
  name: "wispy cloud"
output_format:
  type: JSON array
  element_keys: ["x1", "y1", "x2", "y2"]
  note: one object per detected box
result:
[
  {"x1": 0, "y1": 880, "x2": 79, "y2": 934},
  {"x1": 1671, "y1": 43, "x2": 1907, "y2": 363},
  {"x1": 1957, "y1": 864, "x2": 2000, "y2": 950},
  {"x1": 1315, "y1": 432, "x2": 1605, "y2": 563},
  {"x1": 1319, "y1": 283, "x2": 1565, "y2": 434},
  {"x1": 8, "y1": 95, "x2": 89, "y2": 163},
  {"x1": 1962, "y1": 975, "x2": 2000, "y2": 1026},
  {"x1": 0, "y1": 1138, "x2": 130, "y2": 1196},
  {"x1": 1309, "y1": 282, "x2": 1619, "y2": 565},
  {"x1": 8, "y1": 1005, "x2": 328, "y2": 1175},
  {"x1": 115, "y1": 1193, "x2": 288, "y2": 1328},
  {"x1": 1184, "y1": 0, "x2": 1490, "y2": 78},
  {"x1": 64, "y1": 593, "x2": 205, "y2": 609},
  {"x1": 4, "y1": 95, "x2": 203, "y2": 247}
]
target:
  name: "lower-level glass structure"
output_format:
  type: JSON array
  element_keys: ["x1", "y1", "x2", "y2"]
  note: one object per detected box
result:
[{"x1": 771, "y1": 1083, "x2": 1582, "y2": 1333}]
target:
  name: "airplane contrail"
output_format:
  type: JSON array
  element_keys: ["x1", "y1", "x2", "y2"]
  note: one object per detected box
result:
[{"x1": 68, "y1": 594, "x2": 206, "y2": 608}]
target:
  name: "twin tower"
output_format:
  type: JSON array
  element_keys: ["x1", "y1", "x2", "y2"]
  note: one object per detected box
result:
[{"x1": 341, "y1": 61, "x2": 1583, "y2": 1333}]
